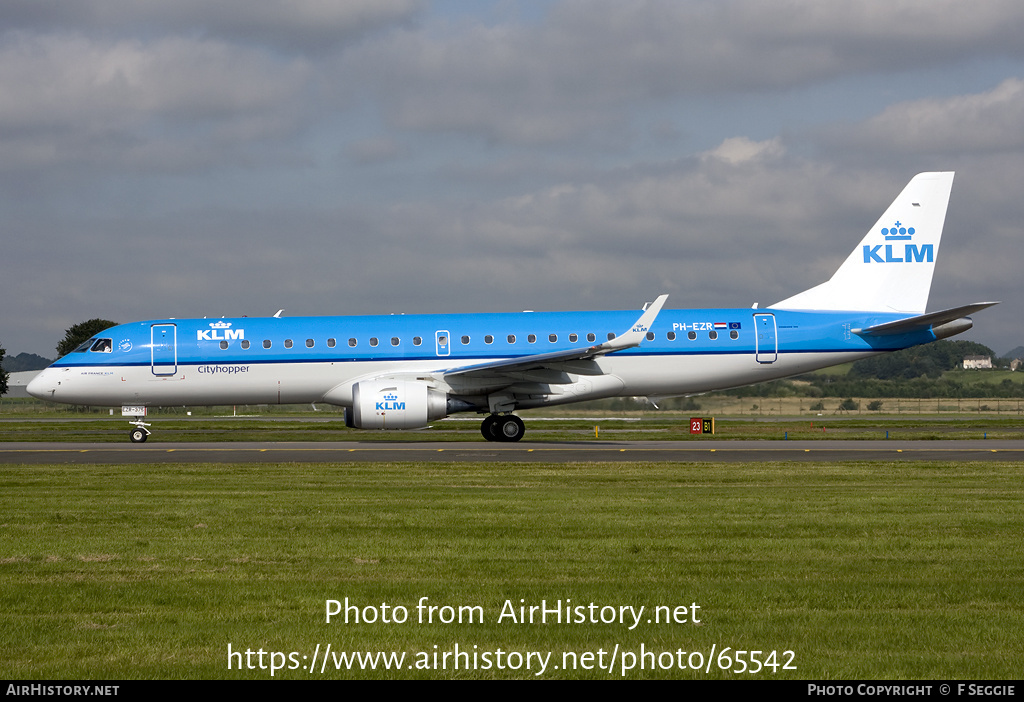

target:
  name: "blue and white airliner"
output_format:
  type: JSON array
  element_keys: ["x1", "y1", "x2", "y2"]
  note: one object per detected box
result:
[{"x1": 28, "y1": 172, "x2": 996, "y2": 443}]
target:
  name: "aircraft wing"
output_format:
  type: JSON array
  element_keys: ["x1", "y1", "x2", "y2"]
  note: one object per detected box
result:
[
  {"x1": 441, "y1": 294, "x2": 668, "y2": 379},
  {"x1": 852, "y1": 302, "x2": 999, "y2": 337}
]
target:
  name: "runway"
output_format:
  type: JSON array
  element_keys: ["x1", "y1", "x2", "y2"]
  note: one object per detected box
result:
[{"x1": 1, "y1": 439, "x2": 1022, "y2": 464}]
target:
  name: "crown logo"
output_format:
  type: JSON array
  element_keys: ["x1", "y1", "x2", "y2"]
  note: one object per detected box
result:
[
  {"x1": 881, "y1": 221, "x2": 914, "y2": 241},
  {"x1": 209, "y1": 321, "x2": 233, "y2": 329},
  {"x1": 383, "y1": 393, "x2": 398, "y2": 401}
]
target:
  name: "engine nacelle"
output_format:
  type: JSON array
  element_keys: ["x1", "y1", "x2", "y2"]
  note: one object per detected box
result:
[{"x1": 346, "y1": 379, "x2": 448, "y2": 430}]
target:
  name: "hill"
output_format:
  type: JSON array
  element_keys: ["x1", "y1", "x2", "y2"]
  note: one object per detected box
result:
[
  {"x1": 1, "y1": 352, "x2": 54, "y2": 372},
  {"x1": 848, "y1": 340, "x2": 995, "y2": 380}
]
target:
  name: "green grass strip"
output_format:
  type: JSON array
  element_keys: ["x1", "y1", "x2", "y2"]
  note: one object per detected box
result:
[{"x1": 2, "y1": 460, "x2": 1022, "y2": 678}]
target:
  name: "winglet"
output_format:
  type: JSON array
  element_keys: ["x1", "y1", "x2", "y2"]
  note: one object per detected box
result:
[{"x1": 591, "y1": 294, "x2": 668, "y2": 354}]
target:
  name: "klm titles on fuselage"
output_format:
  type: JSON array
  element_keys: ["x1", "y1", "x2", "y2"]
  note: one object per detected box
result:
[
  {"x1": 863, "y1": 222, "x2": 933, "y2": 264},
  {"x1": 197, "y1": 321, "x2": 245, "y2": 341}
]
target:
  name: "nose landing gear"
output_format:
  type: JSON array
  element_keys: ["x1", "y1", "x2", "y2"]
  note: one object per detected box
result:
[{"x1": 128, "y1": 419, "x2": 151, "y2": 443}]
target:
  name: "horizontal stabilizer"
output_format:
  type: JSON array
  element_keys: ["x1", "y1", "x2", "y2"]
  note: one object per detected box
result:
[{"x1": 852, "y1": 302, "x2": 999, "y2": 337}]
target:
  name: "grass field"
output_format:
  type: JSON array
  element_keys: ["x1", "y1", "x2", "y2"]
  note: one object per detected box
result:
[
  {"x1": 2, "y1": 459, "x2": 1022, "y2": 679},
  {"x1": 2, "y1": 411, "x2": 1022, "y2": 442}
]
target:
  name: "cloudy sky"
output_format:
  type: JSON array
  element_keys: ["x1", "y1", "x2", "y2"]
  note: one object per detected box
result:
[{"x1": 2, "y1": 0, "x2": 1022, "y2": 359}]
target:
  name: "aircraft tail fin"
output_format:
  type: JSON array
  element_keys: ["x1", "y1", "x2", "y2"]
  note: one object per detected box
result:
[{"x1": 771, "y1": 172, "x2": 954, "y2": 314}]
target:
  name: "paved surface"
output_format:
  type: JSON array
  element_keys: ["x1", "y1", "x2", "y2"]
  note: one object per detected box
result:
[{"x1": 1, "y1": 440, "x2": 1022, "y2": 464}]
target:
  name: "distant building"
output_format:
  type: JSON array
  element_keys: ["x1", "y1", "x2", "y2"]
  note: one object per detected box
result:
[
  {"x1": 4, "y1": 371, "x2": 42, "y2": 398},
  {"x1": 1011, "y1": 358, "x2": 1022, "y2": 372},
  {"x1": 963, "y1": 355, "x2": 992, "y2": 370}
]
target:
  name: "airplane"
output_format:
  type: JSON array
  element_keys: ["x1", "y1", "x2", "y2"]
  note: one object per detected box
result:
[{"x1": 28, "y1": 172, "x2": 997, "y2": 443}]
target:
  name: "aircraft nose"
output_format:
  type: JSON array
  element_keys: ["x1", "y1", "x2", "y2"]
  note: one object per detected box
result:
[{"x1": 26, "y1": 369, "x2": 56, "y2": 400}]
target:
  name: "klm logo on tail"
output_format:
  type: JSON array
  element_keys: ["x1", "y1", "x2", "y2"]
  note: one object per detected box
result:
[{"x1": 863, "y1": 222, "x2": 933, "y2": 263}]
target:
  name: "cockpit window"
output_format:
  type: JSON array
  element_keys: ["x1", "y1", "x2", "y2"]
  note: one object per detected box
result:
[
  {"x1": 90, "y1": 338, "x2": 113, "y2": 353},
  {"x1": 73, "y1": 339, "x2": 94, "y2": 353}
]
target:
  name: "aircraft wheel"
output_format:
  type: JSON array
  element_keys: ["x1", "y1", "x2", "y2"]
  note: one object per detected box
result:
[
  {"x1": 481, "y1": 415, "x2": 500, "y2": 441},
  {"x1": 129, "y1": 428, "x2": 148, "y2": 443},
  {"x1": 496, "y1": 415, "x2": 525, "y2": 442}
]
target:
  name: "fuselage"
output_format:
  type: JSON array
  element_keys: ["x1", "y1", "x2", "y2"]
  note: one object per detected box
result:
[{"x1": 27, "y1": 306, "x2": 936, "y2": 410}]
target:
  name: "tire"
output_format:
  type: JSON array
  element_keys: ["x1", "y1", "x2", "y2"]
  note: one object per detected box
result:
[
  {"x1": 497, "y1": 415, "x2": 525, "y2": 442},
  {"x1": 130, "y1": 428, "x2": 148, "y2": 443},
  {"x1": 481, "y1": 415, "x2": 500, "y2": 441}
]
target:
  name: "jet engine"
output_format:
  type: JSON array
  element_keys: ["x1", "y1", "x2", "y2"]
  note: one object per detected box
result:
[{"x1": 345, "y1": 378, "x2": 448, "y2": 429}]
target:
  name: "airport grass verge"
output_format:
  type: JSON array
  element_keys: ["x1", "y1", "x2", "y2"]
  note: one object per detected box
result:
[
  {"x1": 2, "y1": 460, "x2": 1022, "y2": 679},
  {"x1": 1, "y1": 411, "x2": 1023, "y2": 442}
]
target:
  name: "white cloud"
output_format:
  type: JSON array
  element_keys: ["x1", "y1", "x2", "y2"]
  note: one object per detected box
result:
[
  {"x1": 0, "y1": 33, "x2": 312, "y2": 169},
  {"x1": 341, "y1": 0, "x2": 1024, "y2": 144},
  {"x1": 701, "y1": 137, "x2": 784, "y2": 165},
  {"x1": 0, "y1": 0, "x2": 423, "y2": 52},
  {"x1": 843, "y1": 78, "x2": 1024, "y2": 154}
]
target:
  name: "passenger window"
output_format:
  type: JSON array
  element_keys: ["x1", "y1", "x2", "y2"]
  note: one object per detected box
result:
[
  {"x1": 284, "y1": 339, "x2": 293, "y2": 349},
  {"x1": 485, "y1": 335, "x2": 494, "y2": 344},
  {"x1": 709, "y1": 331, "x2": 718, "y2": 340},
  {"x1": 528, "y1": 334, "x2": 536, "y2": 343},
  {"x1": 348, "y1": 338, "x2": 357, "y2": 347},
  {"x1": 587, "y1": 333, "x2": 596, "y2": 342},
  {"x1": 507, "y1": 334, "x2": 516, "y2": 344},
  {"x1": 687, "y1": 331, "x2": 696, "y2": 340},
  {"x1": 391, "y1": 337, "x2": 400, "y2": 346},
  {"x1": 263, "y1": 340, "x2": 272, "y2": 349},
  {"x1": 730, "y1": 330, "x2": 738, "y2": 340},
  {"x1": 413, "y1": 336, "x2": 422, "y2": 346},
  {"x1": 549, "y1": 334, "x2": 557, "y2": 343},
  {"x1": 306, "y1": 339, "x2": 314, "y2": 348},
  {"x1": 607, "y1": 333, "x2": 615, "y2": 341},
  {"x1": 569, "y1": 333, "x2": 578, "y2": 343},
  {"x1": 370, "y1": 337, "x2": 379, "y2": 347},
  {"x1": 667, "y1": 332, "x2": 676, "y2": 341},
  {"x1": 461, "y1": 335, "x2": 470, "y2": 344},
  {"x1": 646, "y1": 332, "x2": 655, "y2": 341},
  {"x1": 241, "y1": 340, "x2": 250, "y2": 350},
  {"x1": 220, "y1": 341, "x2": 228, "y2": 350},
  {"x1": 327, "y1": 338, "x2": 336, "y2": 348}
]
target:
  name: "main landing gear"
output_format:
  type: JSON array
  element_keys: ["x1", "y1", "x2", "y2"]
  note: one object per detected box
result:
[{"x1": 480, "y1": 414, "x2": 525, "y2": 442}]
